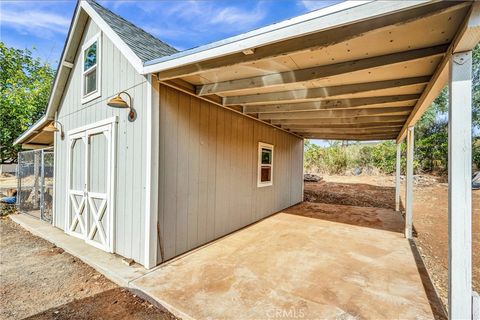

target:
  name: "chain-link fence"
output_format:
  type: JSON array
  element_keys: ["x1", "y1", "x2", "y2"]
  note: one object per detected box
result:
[{"x1": 17, "y1": 149, "x2": 54, "y2": 223}]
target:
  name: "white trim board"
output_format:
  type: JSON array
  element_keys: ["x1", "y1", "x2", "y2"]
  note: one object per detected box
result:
[
  {"x1": 67, "y1": 116, "x2": 118, "y2": 136},
  {"x1": 144, "y1": 75, "x2": 160, "y2": 268}
]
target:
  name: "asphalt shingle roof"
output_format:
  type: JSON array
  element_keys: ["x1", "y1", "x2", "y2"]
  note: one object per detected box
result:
[{"x1": 87, "y1": 0, "x2": 178, "y2": 62}]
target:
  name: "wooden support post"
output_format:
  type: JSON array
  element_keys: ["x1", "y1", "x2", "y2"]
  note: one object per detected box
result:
[
  {"x1": 448, "y1": 50, "x2": 472, "y2": 320},
  {"x1": 405, "y1": 126, "x2": 414, "y2": 239},
  {"x1": 395, "y1": 143, "x2": 401, "y2": 212}
]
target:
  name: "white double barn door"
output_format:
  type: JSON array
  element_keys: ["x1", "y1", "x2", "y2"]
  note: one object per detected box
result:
[{"x1": 66, "y1": 120, "x2": 115, "y2": 252}]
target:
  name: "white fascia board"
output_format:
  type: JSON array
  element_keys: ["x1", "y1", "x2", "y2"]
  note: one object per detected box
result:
[
  {"x1": 80, "y1": 1, "x2": 144, "y2": 74},
  {"x1": 142, "y1": 0, "x2": 431, "y2": 75},
  {"x1": 13, "y1": 115, "x2": 52, "y2": 146}
]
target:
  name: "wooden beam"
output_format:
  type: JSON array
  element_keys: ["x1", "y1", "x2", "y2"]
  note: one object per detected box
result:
[
  {"x1": 225, "y1": 77, "x2": 429, "y2": 106},
  {"x1": 271, "y1": 115, "x2": 408, "y2": 125},
  {"x1": 243, "y1": 94, "x2": 419, "y2": 113},
  {"x1": 21, "y1": 143, "x2": 51, "y2": 150},
  {"x1": 156, "y1": 2, "x2": 465, "y2": 80},
  {"x1": 197, "y1": 45, "x2": 447, "y2": 95},
  {"x1": 291, "y1": 127, "x2": 401, "y2": 135},
  {"x1": 282, "y1": 123, "x2": 404, "y2": 130},
  {"x1": 161, "y1": 78, "x2": 223, "y2": 107},
  {"x1": 259, "y1": 106, "x2": 413, "y2": 120},
  {"x1": 300, "y1": 133, "x2": 396, "y2": 141},
  {"x1": 397, "y1": 2, "x2": 480, "y2": 142}
]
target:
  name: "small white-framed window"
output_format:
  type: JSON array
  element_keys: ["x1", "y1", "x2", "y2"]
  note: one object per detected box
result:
[
  {"x1": 257, "y1": 142, "x2": 274, "y2": 187},
  {"x1": 81, "y1": 33, "x2": 101, "y2": 104}
]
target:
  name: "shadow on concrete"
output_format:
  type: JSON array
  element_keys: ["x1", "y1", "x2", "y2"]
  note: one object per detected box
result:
[
  {"x1": 408, "y1": 239, "x2": 447, "y2": 320},
  {"x1": 23, "y1": 288, "x2": 173, "y2": 320}
]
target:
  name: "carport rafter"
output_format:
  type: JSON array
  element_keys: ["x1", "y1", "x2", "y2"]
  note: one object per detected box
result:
[
  {"x1": 300, "y1": 134, "x2": 397, "y2": 141},
  {"x1": 155, "y1": 2, "x2": 467, "y2": 80},
  {"x1": 281, "y1": 123, "x2": 404, "y2": 130},
  {"x1": 259, "y1": 106, "x2": 412, "y2": 120},
  {"x1": 224, "y1": 77, "x2": 430, "y2": 106},
  {"x1": 270, "y1": 115, "x2": 409, "y2": 126},
  {"x1": 243, "y1": 94, "x2": 419, "y2": 114},
  {"x1": 287, "y1": 127, "x2": 401, "y2": 135},
  {"x1": 197, "y1": 45, "x2": 447, "y2": 96}
]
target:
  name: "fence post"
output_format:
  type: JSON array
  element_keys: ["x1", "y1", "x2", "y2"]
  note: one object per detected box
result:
[
  {"x1": 16, "y1": 154, "x2": 20, "y2": 208},
  {"x1": 40, "y1": 150, "x2": 45, "y2": 221}
]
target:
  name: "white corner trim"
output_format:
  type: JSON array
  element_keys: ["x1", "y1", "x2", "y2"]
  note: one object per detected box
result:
[
  {"x1": 81, "y1": 1, "x2": 144, "y2": 74},
  {"x1": 144, "y1": 75, "x2": 160, "y2": 269},
  {"x1": 257, "y1": 142, "x2": 274, "y2": 188}
]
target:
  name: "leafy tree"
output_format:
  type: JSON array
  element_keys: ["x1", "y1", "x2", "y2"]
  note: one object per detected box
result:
[
  {"x1": 415, "y1": 43, "x2": 480, "y2": 172},
  {"x1": 0, "y1": 43, "x2": 54, "y2": 163}
]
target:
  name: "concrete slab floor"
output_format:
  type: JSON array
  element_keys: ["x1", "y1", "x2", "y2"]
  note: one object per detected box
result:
[
  {"x1": 132, "y1": 202, "x2": 437, "y2": 320},
  {"x1": 11, "y1": 203, "x2": 440, "y2": 320}
]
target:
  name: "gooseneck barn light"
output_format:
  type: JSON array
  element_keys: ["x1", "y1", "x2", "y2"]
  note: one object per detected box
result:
[
  {"x1": 107, "y1": 91, "x2": 136, "y2": 122},
  {"x1": 50, "y1": 120, "x2": 65, "y2": 140}
]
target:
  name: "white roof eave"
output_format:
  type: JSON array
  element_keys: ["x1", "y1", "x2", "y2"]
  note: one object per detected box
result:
[
  {"x1": 142, "y1": 0, "x2": 432, "y2": 75},
  {"x1": 13, "y1": 115, "x2": 53, "y2": 146}
]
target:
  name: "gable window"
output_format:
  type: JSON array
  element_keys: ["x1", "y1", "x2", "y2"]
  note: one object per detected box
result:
[
  {"x1": 81, "y1": 33, "x2": 101, "y2": 103},
  {"x1": 258, "y1": 142, "x2": 273, "y2": 187}
]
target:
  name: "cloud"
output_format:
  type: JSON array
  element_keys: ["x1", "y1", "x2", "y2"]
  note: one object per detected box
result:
[
  {"x1": 126, "y1": 0, "x2": 268, "y2": 50},
  {"x1": 210, "y1": 6, "x2": 266, "y2": 27},
  {"x1": 1, "y1": 7, "x2": 70, "y2": 38},
  {"x1": 149, "y1": 1, "x2": 266, "y2": 30},
  {"x1": 298, "y1": 0, "x2": 341, "y2": 12}
]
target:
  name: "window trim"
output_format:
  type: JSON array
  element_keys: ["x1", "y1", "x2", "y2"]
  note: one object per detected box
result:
[
  {"x1": 257, "y1": 142, "x2": 274, "y2": 188},
  {"x1": 81, "y1": 32, "x2": 102, "y2": 104}
]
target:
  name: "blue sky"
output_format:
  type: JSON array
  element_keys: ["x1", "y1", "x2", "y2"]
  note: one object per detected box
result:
[{"x1": 0, "y1": 0, "x2": 340, "y2": 65}]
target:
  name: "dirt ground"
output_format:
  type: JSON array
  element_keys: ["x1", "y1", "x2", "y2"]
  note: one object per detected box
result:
[
  {"x1": 0, "y1": 217, "x2": 175, "y2": 320},
  {"x1": 304, "y1": 174, "x2": 480, "y2": 310}
]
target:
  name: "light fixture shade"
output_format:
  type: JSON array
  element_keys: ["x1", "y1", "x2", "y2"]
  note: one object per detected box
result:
[{"x1": 107, "y1": 95, "x2": 129, "y2": 108}]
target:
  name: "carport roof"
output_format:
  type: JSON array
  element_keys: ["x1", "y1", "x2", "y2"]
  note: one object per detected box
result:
[{"x1": 147, "y1": 1, "x2": 479, "y2": 142}]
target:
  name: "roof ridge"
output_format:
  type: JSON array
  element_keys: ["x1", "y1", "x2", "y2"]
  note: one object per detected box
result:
[{"x1": 86, "y1": 0, "x2": 178, "y2": 62}]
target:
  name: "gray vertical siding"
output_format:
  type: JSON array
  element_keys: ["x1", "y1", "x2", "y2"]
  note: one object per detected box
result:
[
  {"x1": 54, "y1": 18, "x2": 148, "y2": 263},
  {"x1": 158, "y1": 84, "x2": 304, "y2": 262}
]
